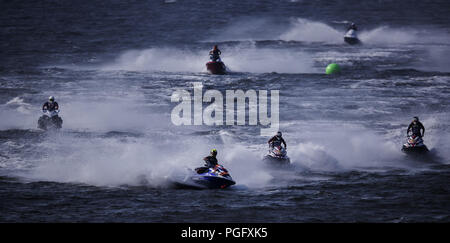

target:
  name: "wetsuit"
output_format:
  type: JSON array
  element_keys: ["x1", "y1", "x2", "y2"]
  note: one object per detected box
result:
[
  {"x1": 348, "y1": 25, "x2": 357, "y2": 31},
  {"x1": 407, "y1": 121, "x2": 425, "y2": 137},
  {"x1": 209, "y1": 49, "x2": 221, "y2": 62},
  {"x1": 268, "y1": 136, "x2": 287, "y2": 148},
  {"x1": 195, "y1": 155, "x2": 218, "y2": 174},
  {"x1": 203, "y1": 155, "x2": 218, "y2": 168},
  {"x1": 42, "y1": 101, "x2": 59, "y2": 111}
]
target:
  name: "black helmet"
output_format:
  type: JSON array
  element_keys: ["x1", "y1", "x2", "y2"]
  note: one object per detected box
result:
[
  {"x1": 276, "y1": 131, "x2": 282, "y2": 137},
  {"x1": 413, "y1": 116, "x2": 419, "y2": 122},
  {"x1": 210, "y1": 149, "x2": 217, "y2": 156}
]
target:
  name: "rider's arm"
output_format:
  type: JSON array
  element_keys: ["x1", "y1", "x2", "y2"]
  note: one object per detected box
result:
[
  {"x1": 42, "y1": 103, "x2": 48, "y2": 111},
  {"x1": 54, "y1": 102, "x2": 59, "y2": 110},
  {"x1": 268, "y1": 136, "x2": 274, "y2": 144},
  {"x1": 407, "y1": 123, "x2": 412, "y2": 135},
  {"x1": 420, "y1": 122, "x2": 425, "y2": 136},
  {"x1": 281, "y1": 138, "x2": 287, "y2": 149}
]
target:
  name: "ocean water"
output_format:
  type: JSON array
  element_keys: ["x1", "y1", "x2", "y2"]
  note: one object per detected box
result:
[{"x1": 0, "y1": 0, "x2": 449, "y2": 222}]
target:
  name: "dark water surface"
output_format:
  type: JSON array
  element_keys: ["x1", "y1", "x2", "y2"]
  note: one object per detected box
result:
[{"x1": 1, "y1": 0, "x2": 449, "y2": 222}]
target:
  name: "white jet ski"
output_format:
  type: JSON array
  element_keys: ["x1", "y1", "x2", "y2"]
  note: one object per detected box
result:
[
  {"x1": 344, "y1": 28, "x2": 360, "y2": 45},
  {"x1": 263, "y1": 145, "x2": 291, "y2": 166},
  {"x1": 402, "y1": 134, "x2": 429, "y2": 154}
]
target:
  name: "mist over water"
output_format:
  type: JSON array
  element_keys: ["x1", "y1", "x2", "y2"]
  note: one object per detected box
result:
[
  {"x1": 279, "y1": 18, "x2": 343, "y2": 43},
  {"x1": 1, "y1": 0, "x2": 450, "y2": 222},
  {"x1": 101, "y1": 46, "x2": 319, "y2": 74},
  {"x1": 208, "y1": 17, "x2": 450, "y2": 46},
  {"x1": 98, "y1": 17, "x2": 450, "y2": 76}
]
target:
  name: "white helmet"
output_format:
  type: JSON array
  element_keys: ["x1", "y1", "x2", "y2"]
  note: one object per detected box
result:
[{"x1": 49, "y1": 96, "x2": 55, "y2": 102}]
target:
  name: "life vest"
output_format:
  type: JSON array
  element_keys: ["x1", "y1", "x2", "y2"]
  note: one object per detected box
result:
[
  {"x1": 411, "y1": 123, "x2": 421, "y2": 135},
  {"x1": 204, "y1": 156, "x2": 218, "y2": 167},
  {"x1": 44, "y1": 101, "x2": 58, "y2": 111},
  {"x1": 271, "y1": 136, "x2": 282, "y2": 147}
]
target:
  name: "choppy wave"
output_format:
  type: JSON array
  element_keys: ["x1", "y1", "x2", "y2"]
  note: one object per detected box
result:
[{"x1": 208, "y1": 17, "x2": 450, "y2": 46}]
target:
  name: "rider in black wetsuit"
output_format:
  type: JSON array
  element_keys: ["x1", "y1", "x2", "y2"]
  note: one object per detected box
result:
[
  {"x1": 347, "y1": 23, "x2": 357, "y2": 31},
  {"x1": 38, "y1": 96, "x2": 62, "y2": 129},
  {"x1": 196, "y1": 149, "x2": 218, "y2": 174},
  {"x1": 268, "y1": 131, "x2": 287, "y2": 149},
  {"x1": 407, "y1": 116, "x2": 425, "y2": 137},
  {"x1": 203, "y1": 149, "x2": 218, "y2": 167},
  {"x1": 209, "y1": 45, "x2": 221, "y2": 62},
  {"x1": 42, "y1": 96, "x2": 59, "y2": 112}
]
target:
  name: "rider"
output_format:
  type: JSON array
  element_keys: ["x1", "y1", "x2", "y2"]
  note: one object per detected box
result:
[
  {"x1": 209, "y1": 45, "x2": 222, "y2": 62},
  {"x1": 348, "y1": 22, "x2": 357, "y2": 31},
  {"x1": 196, "y1": 149, "x2": 219, "y2": 174},
  {"x1": 407, "y1": 116, "x2": 425, "y2": 138},
  {"x1": 42, "y1": 96, "x2": 59, "y2": 112},
  {"x1": 268, "y1": 131, "x2": 287, "y2": 149},
  {"x1": 203, "y1": 149, "x2": 219, "y2": 168}
]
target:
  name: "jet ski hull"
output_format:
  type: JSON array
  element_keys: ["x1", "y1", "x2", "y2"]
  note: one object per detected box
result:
[
  {"x1": 171, "y1": 165, "x2": 235, "y2": 189},
  {"x1": 263, "y1": 155, "x2": 291, "y2": 166},
  {"x1": 344, "y1": 29, "x2": 360, "y2": 45},
  {"x1": 402, "y1": 145, "x2": 429, "y2": 154},
  {"x1": 206, "y1": 61, "x2": 226, "y2": 75},
  {"x1": 190, "y1": 175, "x2": 235, "y2": 189},
  {"x1": 263, "y1": 145, "x2": 290, "y2": 166},
  {"x1": 344, "y1": 37, "x2": 360, "y2": 45},
  {"x1": 401, "y1": 135, "x2": 429, "y2": 155},
  {"x1": 38, "y1": 115, "x2": 63, "y2": 130}
]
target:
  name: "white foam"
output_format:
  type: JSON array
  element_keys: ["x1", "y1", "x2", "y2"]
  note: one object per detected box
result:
[
  {"x1": 279, "y1": 18, "x2": 342, "y2": 43},
  {"x1": 101, "y1": 46, "x2": 318, "y2": 74},
  {"x1": 0, "y1": 97, "x2": 37, "y2": 130}
]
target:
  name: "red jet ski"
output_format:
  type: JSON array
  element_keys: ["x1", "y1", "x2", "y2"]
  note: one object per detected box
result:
[{"x1": 206, "y1": 60, "x2": 226, "y2": 75}]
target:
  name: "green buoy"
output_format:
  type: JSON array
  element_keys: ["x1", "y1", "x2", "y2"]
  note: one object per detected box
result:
[{"x1": 326, "y1": 63, "x2": 341, "y2": 74}]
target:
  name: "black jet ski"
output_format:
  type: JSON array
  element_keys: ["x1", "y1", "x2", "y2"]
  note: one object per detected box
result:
[
  {"x1": 38, "y1": 109, "x2": 63, "y2": 130},
  {"x1": 172, "y1": 164, "x2": 235, "y2": 189},
  {"x1": 263, "y1": 145, "x2": 290, "y2": 166},
  {"x1": 402, "y1": 134, "x2": 429, "y2": 154},
  {"x1": 206, "y1": 61, "x2": 226, "y2": 74},
  {"x1": 344, "y1": 28, "x2": 360, "y2": 45}
]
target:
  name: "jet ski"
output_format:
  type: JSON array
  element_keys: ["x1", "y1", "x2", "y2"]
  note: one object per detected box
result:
[
  {"x1": 38, "y1": 109, "x2": 63, "y2": 130},
  {"x1": 173, "y1": 164, "x2": 235, "y2": 189},
  {"x1": 344, "y1": 29, "x2": 360, "y2": 45},
  {"x1": 206, "y1": 55, "x2": 226, "y2": 74},
  {"x1": 402, "y1": 134, "x2": 429, "y2": 154},
  {"x1": 263, "y1": 145, "x2": 290, "y2": 166}
]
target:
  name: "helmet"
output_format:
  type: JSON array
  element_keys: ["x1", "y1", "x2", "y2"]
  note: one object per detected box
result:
[
  {"x1": 49, "y1": 96, "x2": 55, "y2": 102},
  {"x1": 276, "y1": 131, "x2": 282, "y2": 137},
  {"x1": 213, "y1": 45, "x2": 218, "y2": 50},
  {"x1": 211, "y1": 149, "x2": 217, "y2": 155},
  {"x1": 413, "y1": 116, "x2": 419, "y2": 122}
]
